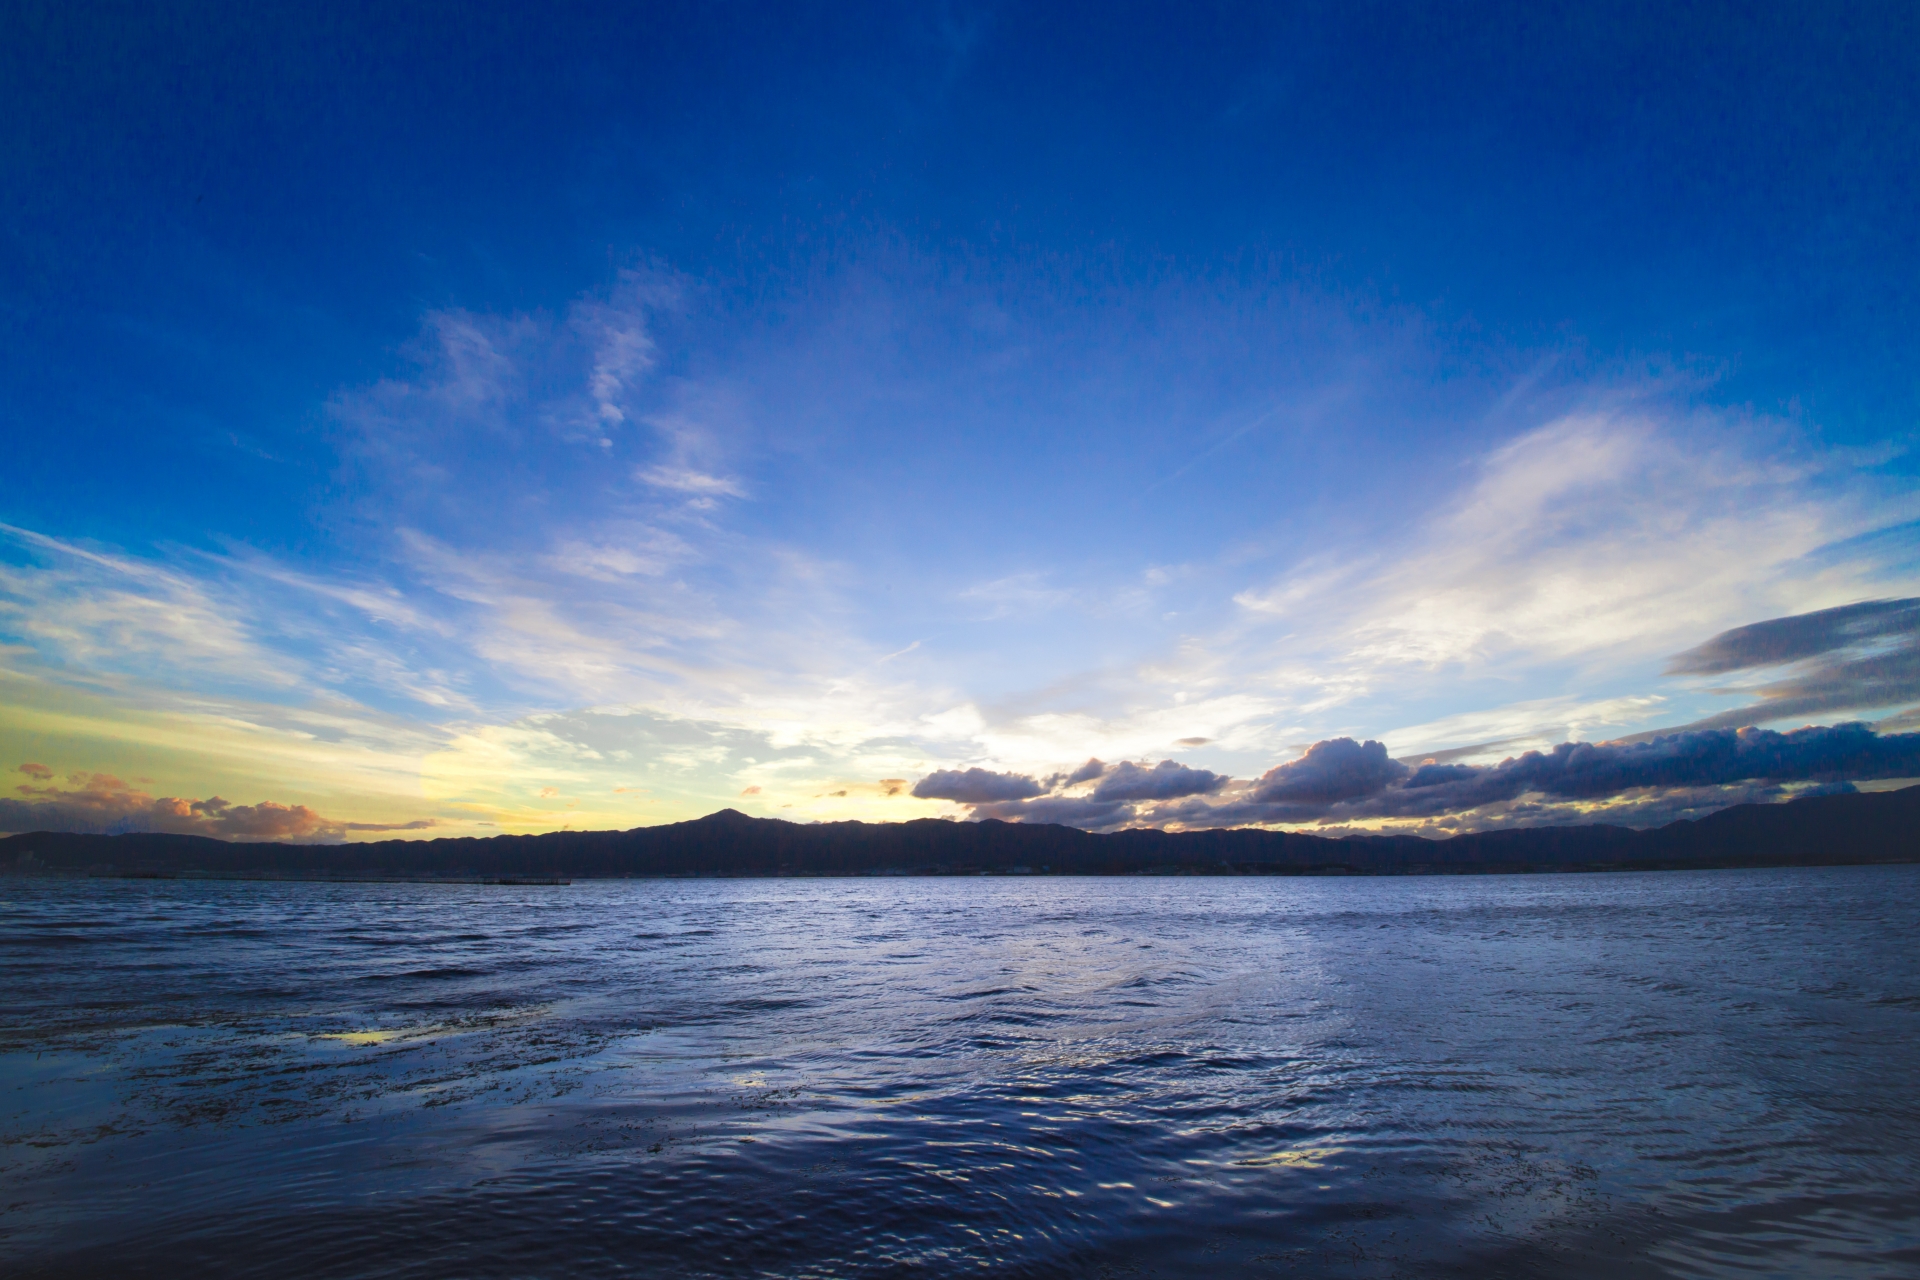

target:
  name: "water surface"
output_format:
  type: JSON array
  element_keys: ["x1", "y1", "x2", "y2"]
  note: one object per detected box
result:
[{"x1": 3, "y1": 868, "x2": 1917, "y2": 1277}]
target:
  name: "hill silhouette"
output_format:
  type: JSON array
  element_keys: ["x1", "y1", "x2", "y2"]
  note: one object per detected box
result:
[{"x1": 4, "y1": 785, "x2": 1917, "y2": 881}]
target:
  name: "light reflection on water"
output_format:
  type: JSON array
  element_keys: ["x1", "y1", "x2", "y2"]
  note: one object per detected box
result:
[{"x1": 2, "y1": 868, "x2": 1917, "y2": 1277}]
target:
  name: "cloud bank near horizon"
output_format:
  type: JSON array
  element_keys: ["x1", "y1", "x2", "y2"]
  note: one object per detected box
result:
[
  {"x1": 11, "y1": 716, "x2": 1910, "y2": 842},
  {"x1": 907, "y1": 721, "x2": 1920, "y2": 835},
  {"x1": 2, "y1": 766, "x2": 434, "y2": 843},
  {"x1": 896, "y1": 599, "x2": 1920, "y2": 834}
]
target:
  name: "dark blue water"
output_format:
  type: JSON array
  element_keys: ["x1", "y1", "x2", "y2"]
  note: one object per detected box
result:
[{"x1": 2, "y1": 868, "x2": 1917, "y2": 1277}]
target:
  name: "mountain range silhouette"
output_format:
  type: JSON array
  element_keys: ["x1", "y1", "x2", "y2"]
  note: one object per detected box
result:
[{"x1": 4, "y1": 785, "x2": 1916, "y2": 881}]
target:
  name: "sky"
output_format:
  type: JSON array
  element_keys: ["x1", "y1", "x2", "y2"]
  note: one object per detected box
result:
[{"x1": 3, "y1": 0, "x2": 1919, "y2": 841}]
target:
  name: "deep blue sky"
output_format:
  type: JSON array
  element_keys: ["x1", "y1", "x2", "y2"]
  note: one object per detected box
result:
[{"x1": 4, "y1": 1, "x2": 1918, "y2": 837}]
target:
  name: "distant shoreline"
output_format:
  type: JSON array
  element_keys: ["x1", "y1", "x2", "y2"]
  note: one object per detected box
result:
[
  {"x1": 7, "y1": 861, "x2": 1915, "y2": 885},
  {"x1": 6, "y1": 785, "x2": 1917, "y2": 882}
]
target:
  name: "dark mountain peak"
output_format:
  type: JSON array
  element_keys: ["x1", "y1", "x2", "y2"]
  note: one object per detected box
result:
[{"x1": 692, "y1": 808, "x2": 758, "y2": 826}]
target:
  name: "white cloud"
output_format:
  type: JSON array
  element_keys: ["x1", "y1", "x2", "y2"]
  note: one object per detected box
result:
[
  {"x1": 1326, "y1": 411, "x2": 1903, "y2": 671},
  {"x1": 0, "y1": 524, "x2": 301, "y2": 690},
  {"x1": 574, "y1": 274, "x2": 670, "y2": 429},
  {"x1": 1213, "y1": 409, "x2": 1918, "y2": 736},
  {"x1": 634, "y1": 466, "x2": 748, "y2": 500}
]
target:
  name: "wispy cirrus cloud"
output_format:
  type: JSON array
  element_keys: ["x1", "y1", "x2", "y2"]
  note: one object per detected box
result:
[
  {"x1": 634, "y1": 466, "x2": 748, "y2": 501},
  {"x1": 1232, "y1": 411, "x2": 1908, "y2": 675}
]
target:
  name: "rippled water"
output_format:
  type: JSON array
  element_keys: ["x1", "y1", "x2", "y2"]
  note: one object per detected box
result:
[{"x1": 2, "y1": 867, "x2": 1917, "y2": 1278}]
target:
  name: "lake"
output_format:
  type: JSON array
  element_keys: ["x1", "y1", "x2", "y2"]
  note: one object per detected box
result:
[{"x1": 3, "y1": 867, "x2": 1917, "y2": 1277}]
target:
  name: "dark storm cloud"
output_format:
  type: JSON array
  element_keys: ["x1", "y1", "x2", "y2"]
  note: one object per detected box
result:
[
  {"x1": 1667, "y1": 598, "x2": 1920, "y2": 675},
  {"x1": 969, "y1": 795, "x2": 1130, "y2": 830},
  {"x1": 911, "y1": 767, "x2": 1046, "y2": 804},
  {"x1": 1090, "y1": 759, "x2": 1227, "y2": 803},
  {"x1": 917, "y1": 758, "x2": 1217, "y2": 829},
  {"x1": 1174, "y1": 723, "x2": 1920, "y2": 828},
  {"x1": 1664, "y1": 598, "x2": 1920, "y2": 729},
  {"x1": 1403, "y1": 763, "x2": 1478, "y2": 787},
  {"x1": 1062, "y1": 758, "x2": 1108, "y2": 786},
  {"x1": 1370, "y1": 779, "x2": 1861, "y2": 838},
  {"x1": 919, "y1": 716, "x2": 1920, "y2": 835},
  {"x1": 1680, "y1": 645, "x2": 1920, "y2": 731},
  {"x1": 1252, "y1": 738, "x2": 1408, "y2": 804},
  {"x1": 1448, "y1": 723, "x2": 1920, "y2": 802}
]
